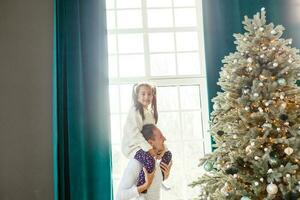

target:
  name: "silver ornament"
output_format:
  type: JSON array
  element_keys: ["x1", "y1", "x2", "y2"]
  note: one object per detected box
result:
[
  {"x1": 277, "y1": 78, "x2": 286, "y2": 86},
  {"x1": 243, "y1": 88, "x2": 250, "y2": 94},
  {"x1": 267, "y1": 183, "x2": 278, "y2": 195},
  {"x1": 262, "y1": 123, "x2": 272, "y2": 129},
  {"x1": 245, "y1": 145, "x2": 252, "y2": 153},
  {"x1": 273, "y1": 62, "x2": 278, "y2": 67},
  {"x1": 246, "y1": 67, "x2": 253, "y2": 72}
]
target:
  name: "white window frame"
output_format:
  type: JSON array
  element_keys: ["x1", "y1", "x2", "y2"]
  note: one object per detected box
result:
[{"x1": 106, "y1": 0, "x2": 212, "y2": 198}]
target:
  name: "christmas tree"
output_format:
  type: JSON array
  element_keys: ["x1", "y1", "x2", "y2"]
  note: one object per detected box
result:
[{"x1": 190, "y1": 8, "x2": 300, "y2": 200}]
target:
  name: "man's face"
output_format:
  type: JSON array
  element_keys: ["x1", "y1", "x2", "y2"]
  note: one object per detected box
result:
[{"x1": 149, "y1": 127, "x2": 166, "y2": 152}]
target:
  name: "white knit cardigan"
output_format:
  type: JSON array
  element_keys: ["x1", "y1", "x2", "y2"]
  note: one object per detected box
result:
[{"x1": 121, "y1": 106, "x2": 155, "y2": 158}]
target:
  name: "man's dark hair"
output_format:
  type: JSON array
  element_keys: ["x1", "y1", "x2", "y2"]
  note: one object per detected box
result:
[{"x1": 141, "y1": 124, "x2": 156, "y2": 141}]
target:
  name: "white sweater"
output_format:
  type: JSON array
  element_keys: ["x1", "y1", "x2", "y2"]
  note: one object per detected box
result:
[
  {"x1": 121, "y1": 106, "x2": 156, "y2": 158},
  {"x1": 116, "y1": 159, "x2": 163, "y2": 200}
]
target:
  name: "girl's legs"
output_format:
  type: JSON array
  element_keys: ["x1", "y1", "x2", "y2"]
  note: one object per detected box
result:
[
  {"x1": 134, "y1": 149, "x2": 155, "y2": 193},
  {"x1": 160, "y1": 151, "x2": 172, "y2": 180}
]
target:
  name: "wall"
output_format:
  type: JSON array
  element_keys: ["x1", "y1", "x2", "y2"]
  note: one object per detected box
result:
[{"x1": 0, "y1": 0, "x2": 53, "y2": 199}]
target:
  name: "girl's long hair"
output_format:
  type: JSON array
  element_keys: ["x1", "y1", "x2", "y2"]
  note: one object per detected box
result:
[{"x1": 132, "y1": 83, "x2": 158, "y2": 124}]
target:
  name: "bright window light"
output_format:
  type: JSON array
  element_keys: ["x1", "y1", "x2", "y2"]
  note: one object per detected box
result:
[{"x1": 105, "y1": 0, "x2": 210, "y2": 199}]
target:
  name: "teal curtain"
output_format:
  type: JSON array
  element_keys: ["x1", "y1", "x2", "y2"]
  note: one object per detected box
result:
[
  {"x1": 202, "y1": 0, "x2": 300, "y2": 148},
  {"x1": 52, "y1": 0, "x2": 112, "y2": 199}
]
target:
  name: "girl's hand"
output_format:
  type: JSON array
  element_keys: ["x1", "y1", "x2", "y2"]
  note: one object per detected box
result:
[
  {"x1": 160, "y1": 161, "x2": 172, "y2": 180},
  {"x1": 137, "y1": 167, "x2": 155, "y2": 193}
]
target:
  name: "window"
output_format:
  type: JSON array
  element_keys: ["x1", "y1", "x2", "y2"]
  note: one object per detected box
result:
[{"x1": 106, "y1": 0, "x2": 211, "y2": 199}]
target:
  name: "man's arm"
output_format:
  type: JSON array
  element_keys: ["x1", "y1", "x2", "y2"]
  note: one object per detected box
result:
[{"x1": 118, "y1": 159, "x2": 155, "y2": 200}]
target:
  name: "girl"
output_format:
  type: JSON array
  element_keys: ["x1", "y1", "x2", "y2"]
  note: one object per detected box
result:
[{"x1": 121, "y1": 82, "x2": 172, "y2": 193}]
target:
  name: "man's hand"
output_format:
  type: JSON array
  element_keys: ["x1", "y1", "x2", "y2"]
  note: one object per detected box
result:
[
  {"x1": 137, "y1": 167, "x2": 155, "y2": 193},
  {"x1": 160, "y1": 161, "x2": 172, "y2": 180}
]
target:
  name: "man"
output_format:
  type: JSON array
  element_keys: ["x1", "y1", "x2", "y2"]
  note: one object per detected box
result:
[{"x1": 116, "y1": 124, "x2": 172, "y2": 200}]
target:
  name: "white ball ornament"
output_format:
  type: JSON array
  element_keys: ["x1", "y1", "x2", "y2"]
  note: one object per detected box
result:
[
  {"x1": 241, "y1": 197, "x2": 250, "y2": 200},
  {"x1": 243, "y1": 88, "x2": 250, "y2": 94},
  {"x1": 259, "y1": 27, "x2": 264, "y2": 32},
  {"x1": 267, "y1": 183, "x2": 278, "y2": 195},
  {"x1": 253, "y1": 93, "x2": 259, "y2": 98},
  {"x1": 247, "y1": 57, "x2": 253, "y2": 63},
  {"x1": 273, "y1": 62, "x2": 278, "y2": 67},
  {"x1": 260, "y1": 178, "x2": 264, "y2": 182},
  {"x1": 284, "y1": 147, "x2": 294, "y2": 155},
  {"x1": 271, "y1": 30, "x2": 277, "y2": 35}
]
